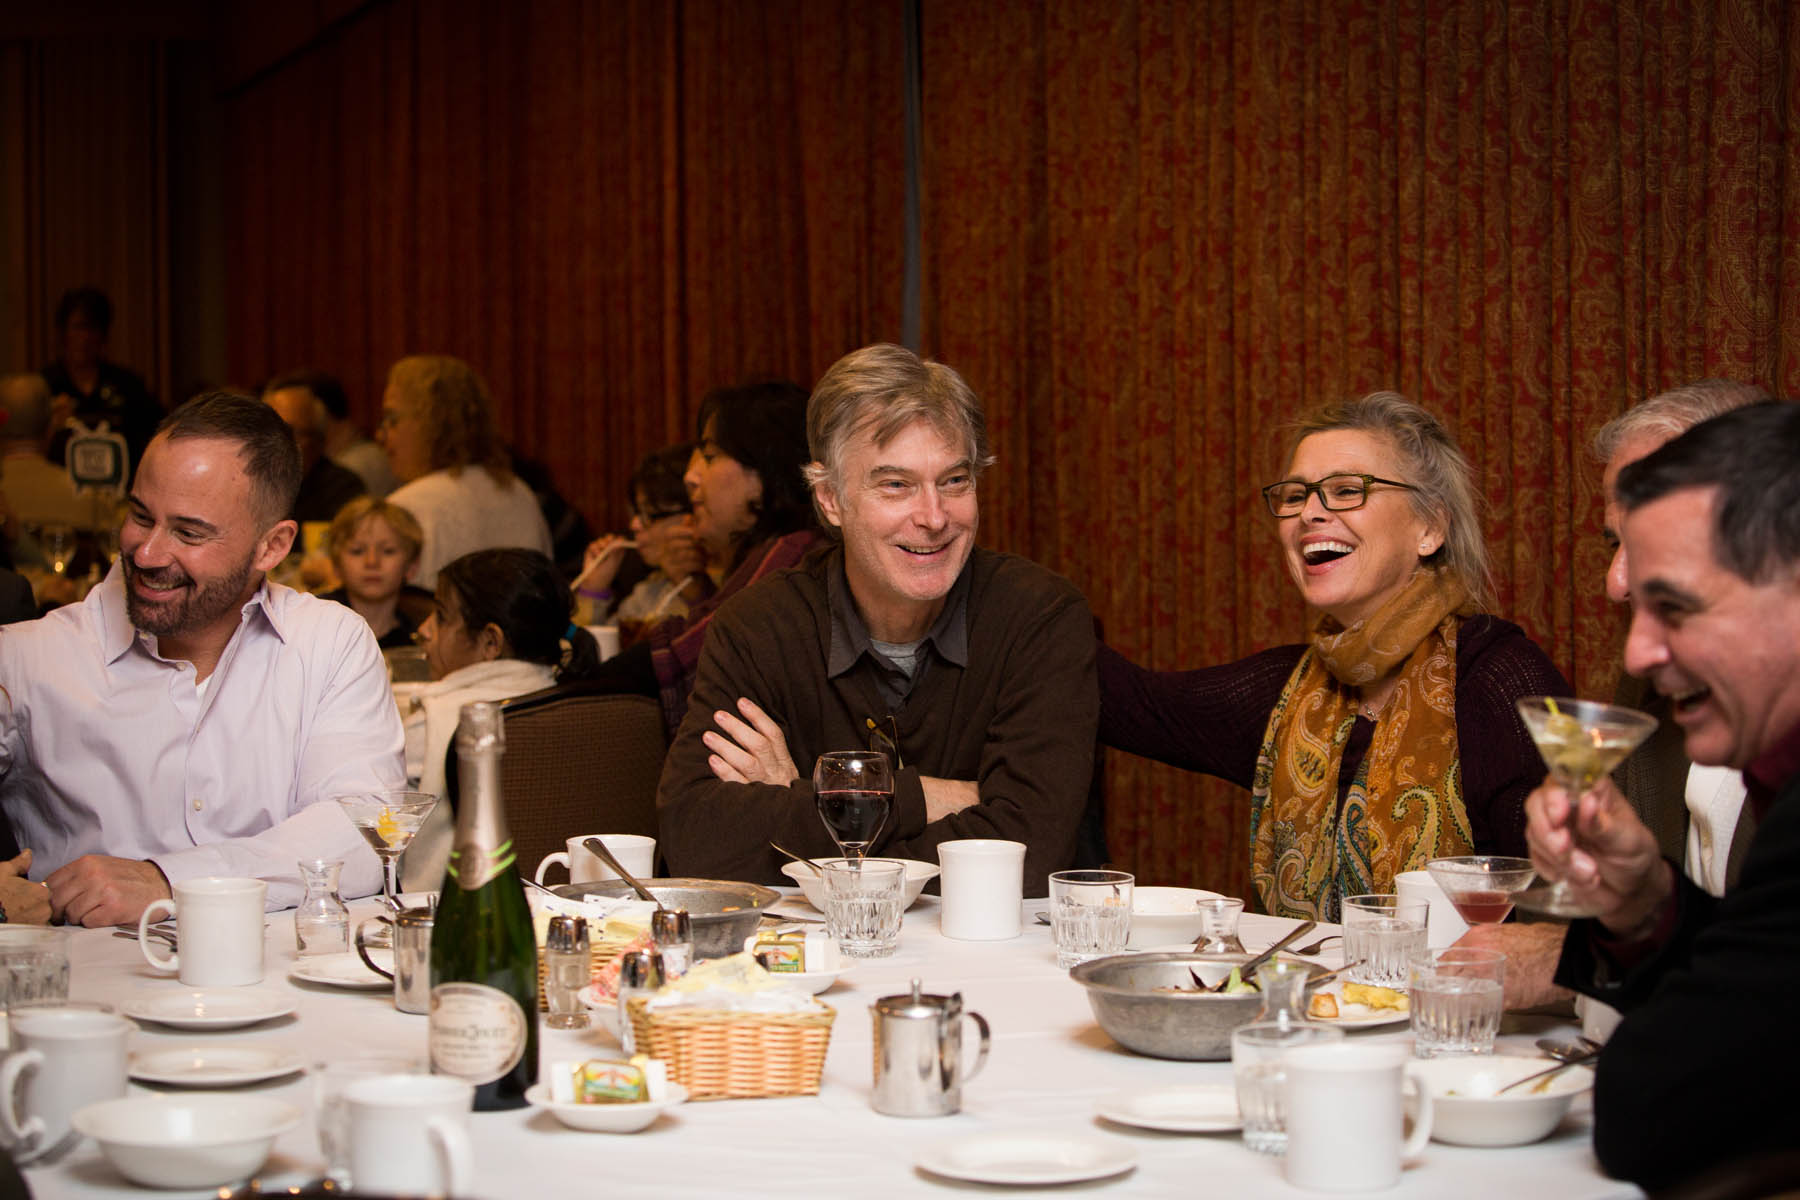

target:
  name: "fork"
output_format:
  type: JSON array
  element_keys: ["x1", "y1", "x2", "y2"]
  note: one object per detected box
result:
[{"x1": 1287, "y1": 933, "x2": 1343, "y2": 956}]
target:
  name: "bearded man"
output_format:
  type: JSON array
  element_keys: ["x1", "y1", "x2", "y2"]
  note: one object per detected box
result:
[{"x1": 0, "y1": 392, "x2": 403, "y2": 925}]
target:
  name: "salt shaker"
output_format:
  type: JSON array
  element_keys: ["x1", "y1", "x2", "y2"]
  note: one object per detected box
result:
[
  {"x1": 615, "y1": 946, "x2": 665, "y2": 1054},
  {"x1": 544, "y1": 915, "x2": 590, "y2": 1030},
  {"x1": 651, "y1": 908, "x2": 693, "y2": 980}
]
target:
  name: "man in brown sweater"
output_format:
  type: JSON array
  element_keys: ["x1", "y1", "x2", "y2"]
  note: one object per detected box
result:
[{"x1": 655, "y1": 344, "x2": 1098, "y2": 889}]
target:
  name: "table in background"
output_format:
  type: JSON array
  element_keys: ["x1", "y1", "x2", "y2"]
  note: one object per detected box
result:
[{"x1": 29, "y1": 899, "x2": 1638, "y2": 1199}]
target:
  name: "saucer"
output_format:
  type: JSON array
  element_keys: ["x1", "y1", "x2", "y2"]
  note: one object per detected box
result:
[
  {"x1": 123, "y1": 989, "x2": 296, "y2": 1030},
  {"x1": 289, "y1": 951, "x2": 391, "y2": 991},
  {"x1": 130, "y1": 1043, "x2": 305, "y2": 1087},
  {"x1": 917, "y1": 1133, "x2": 1136, "y2": 1186},
  {"x1": 1096, "y1": 1085, "x2": 1242, "y2": 1133}
]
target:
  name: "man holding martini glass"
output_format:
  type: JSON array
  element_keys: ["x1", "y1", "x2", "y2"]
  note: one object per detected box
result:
[
  {"x1": 1523, "y1": 401, "x2": 1800, "y2": 1189},
  {"x1": 656, "y1": 344, "x2": 1098, "y2": 889}
]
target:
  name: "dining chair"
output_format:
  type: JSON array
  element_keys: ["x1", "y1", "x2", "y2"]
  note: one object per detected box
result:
[{"x1": 442, "y1": 682, "x2": 668, "y2": 884}]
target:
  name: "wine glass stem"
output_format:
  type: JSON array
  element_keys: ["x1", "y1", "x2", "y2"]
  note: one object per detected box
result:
[{"x1": 382, "y1": 853, "x2": 401, "y2": 909}]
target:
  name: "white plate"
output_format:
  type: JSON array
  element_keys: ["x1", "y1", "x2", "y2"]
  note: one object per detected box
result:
[
  {"x1": 917, "y1": 1133, "x2": 1136, "y2": 1186},
  {"x1": 1309, "y1": 980, "x2": 1412, "y2": 1028},
  {"x1": 289, "y1": 951, "x2": 392, "y2": 990},
  {"x1": 130, "y1": 1044, "x2": 305, "y2": 1087},
  {"x1": 525, "y1": 1081, "x2": 688, "y2": 1133},
  {"x1": 1095, "y1": 1086, "x2": 1242, "y2": 1133},
  {"x1": 124, "y1": 989, "x2": 297, "y2": 1030}
]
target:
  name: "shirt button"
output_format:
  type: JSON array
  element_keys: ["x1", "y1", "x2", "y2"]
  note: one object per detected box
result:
[{"x1": 193, "y1": 798, "x2": 203, "y2": 811}]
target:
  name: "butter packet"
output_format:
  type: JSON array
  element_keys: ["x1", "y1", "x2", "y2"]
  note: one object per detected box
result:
[
  {"x1": 552, "y1": 1055, "x2": 668, "y2": 1104},
  {"x1": 748, "y1": 928, "x2": 831, "y2": 973}
]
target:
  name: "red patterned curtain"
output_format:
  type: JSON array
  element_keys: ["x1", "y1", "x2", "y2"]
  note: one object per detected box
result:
[
  {"x1": 225, "y1": 0, "x2": 904, "y2": 532},
  {"x1": 920, "y1": 0, "x2": 1800, "y2": 898}
]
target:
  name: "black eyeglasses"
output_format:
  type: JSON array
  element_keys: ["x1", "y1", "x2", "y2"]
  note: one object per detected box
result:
[
  {"x1": 864, "y1": 715, "x2": 902, "y2": 770},
  {"x1": 632, "y1": 505, "x2": 689, "y2": 523},
  {"x1": 1260, "y1": 473, "x2": 1418, "y2": 518}
]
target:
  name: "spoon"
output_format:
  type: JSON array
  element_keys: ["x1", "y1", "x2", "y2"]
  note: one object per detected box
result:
[
  {"x1": 769, "y1": 840, "x2": 828, "y2": 875},
  {"x1": 584, "y1": 836, "x2": 664, "y2": 909},
  {"x1": 1210, "y1": 920, "x2": 1317, "y2": 992},
  {"x1": 1497, "y1": 1038, "x2": 1601, "y2": 1094}
]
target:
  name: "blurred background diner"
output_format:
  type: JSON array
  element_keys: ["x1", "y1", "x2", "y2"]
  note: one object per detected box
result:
[{"x1": 4, "y1": 1, "x2": 1799, "y2": 907}]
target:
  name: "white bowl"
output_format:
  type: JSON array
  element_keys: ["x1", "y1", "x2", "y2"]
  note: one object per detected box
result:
[
  {"x1": 1412, "y1": 1055, "x2": 1595, "y2": 1146},
  {"x1": 737, "y1": 935, "x2": 854, "y2": 994},
  {"x1": 72, "y1": 1094, "x2": 301, "y2": 1188},
  {"x1": 780, "y1": 857, "x2": 940, "y2": 910},
  {"x1": 526, "y1": 1081, "x2": 688, "y2": 1133},
  {"x1": 1126, "y1": 886, "x2": 1225, "y2": 948}
]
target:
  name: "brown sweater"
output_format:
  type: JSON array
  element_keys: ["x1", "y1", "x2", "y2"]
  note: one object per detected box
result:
[{"x1": 656, "y1": 546, "x2": 1099, "y2": 889}]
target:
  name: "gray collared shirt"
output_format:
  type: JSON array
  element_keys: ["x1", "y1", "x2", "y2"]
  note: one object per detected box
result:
[{"x1": 826, "y1": 556, "x2": 971, "y2": 710}]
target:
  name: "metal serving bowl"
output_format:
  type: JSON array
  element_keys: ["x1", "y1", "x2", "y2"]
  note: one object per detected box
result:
[
  {"x1": 1068, "y1": 951, "x2": 1327, "y2": 1061},
  {"x1": 550, "y1": 878, "x2": 781, "y2": 959}
]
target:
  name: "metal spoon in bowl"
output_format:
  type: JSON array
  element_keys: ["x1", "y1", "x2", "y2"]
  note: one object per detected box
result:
[
  {"x1": 1208, "y1": 920, "x2": 1317, "y2": 992},
  {"x1": 583, "y1": 837, "x2": 664, "y2": 910},
  {"x1": 1497, "y1": 1038, "x2": 1602, "y2": 1094},
  {"x1": 769, "y1": 840, "x2": 829, "y2": 875}
]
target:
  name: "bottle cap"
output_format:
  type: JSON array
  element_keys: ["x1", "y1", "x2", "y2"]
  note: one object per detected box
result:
[
  {"x1": 546, "y1": 914, "x2": 588, "y2": 953},
  {"x1": 651, "y1": 908, "x2": 692, "y2": 945},
  {"x1": 618, "y1": 947, "x2": 665, "y2": 991}
]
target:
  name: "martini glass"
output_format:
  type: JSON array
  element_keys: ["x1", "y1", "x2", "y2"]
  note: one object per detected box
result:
[
  {"x1": 335, "y1": 790, "x2": 439, "y2": 911},
  {"x1": 1513, "y1": 696, "x2": 1659, "y2": 918},
  {"x1": 1426, "y1": 856, "x2": 1536, "y2": 925},
  {"x1": 812, "y1": 750, "x2": 892, "y2": 865}
]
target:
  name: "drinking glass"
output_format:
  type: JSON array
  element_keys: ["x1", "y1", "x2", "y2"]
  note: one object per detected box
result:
[
  {"x1": 313, "y1": 1055, "x2": 429, "y2": 1186},
  {"x1": 1425, "y1": 856, "x2": 1536, "y2": 925},
  {"x1": 1513, "y1": 697, "x2": 1659, "y2": 918},
  {"x1": 1232, "y1": 1020, "x2": 1344, "y2": 1154},
  {"x1": 1342, "y1": 894, "x2": 1427, "y2": 988},
  {"x1": 822, "y1": 859, "x2": 904, "y2": 957},
  {"x1": 1409, "y1": 947, "x2": 1506, "y2": 1057},
  {"x1": 1048, "y1": 869, "x2": 1133, "y2": 968},
  {"x1": 0, "y1": 928, "x2": 72, "y2": 1044},
  {"x1": 813, "y1": 750, "x2": 892, "y2": 861},
  {"x1": 1194, "y1": 897, "x2": 1246, "y2": 953},
  {"x1": 334, "y1": 790, "x2": 439, "y2": 911},
  {"x1": 295, "y1": 858, "x2": 351, "y2": 956}
]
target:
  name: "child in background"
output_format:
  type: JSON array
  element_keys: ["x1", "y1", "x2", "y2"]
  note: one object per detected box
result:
[
  {"x1": 321, "y1": 497, "x2": 431, "y2": 650},
  {"x1": 574, "y1": 443, "x2": 705, "y2": 640}
]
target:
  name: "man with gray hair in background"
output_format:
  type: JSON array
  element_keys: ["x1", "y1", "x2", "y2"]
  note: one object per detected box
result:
[{"x1": 656, "y1": 343, "x2": 1099, "y2": 888}]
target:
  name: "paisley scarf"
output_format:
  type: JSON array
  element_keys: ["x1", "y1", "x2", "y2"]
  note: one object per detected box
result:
[{"x1": 1248, "y1": 569, "x2": 1476, "y2": 920}]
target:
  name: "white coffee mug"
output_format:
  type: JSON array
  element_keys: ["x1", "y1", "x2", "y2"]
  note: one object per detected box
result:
[
  {"x1": 139, "y1": 876, "x2": 268, "y2": 986},
  {"x1": 936, "y1": 839, "x2": 1026, "y2": 941},
  {"x1": 344, "y1": 1074, "x2": 474, "y2": 1196},
  {"x1": 1283, "y1": 1042, "x2": 1433, "y2": 1192},
  {"x1": 535, "y1": 834, "x2": 656, "y2": 887},
  {"x1": 0, "y1": 1007, "x2": 130, "y2": 1162},
  {"x1": 1395, "y1": 870, "x2": 1470, "y2": 948}
]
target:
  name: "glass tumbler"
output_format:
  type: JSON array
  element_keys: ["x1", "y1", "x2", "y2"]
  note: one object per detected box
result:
[
  {"x1": 1409, "y1": 946, "x2": 1506, "y2": 1057},
  {"x1": 1342, "y1": 894, "x2": 1428, "y2": 988},
  {"x1": 1232, "y1": 1020, "x2": 1345, "y2": 1154},
  {"x1": 823, "y1": 859, "x2": 905, "y2": 958},
  {"x1": 1048, "y1": 870, "x2": 1133, "y2": 968}
]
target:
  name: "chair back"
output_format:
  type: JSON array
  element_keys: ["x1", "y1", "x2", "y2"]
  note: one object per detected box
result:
[{"x1": 444, "y1": 683, "x2": 667, "y2": 883}]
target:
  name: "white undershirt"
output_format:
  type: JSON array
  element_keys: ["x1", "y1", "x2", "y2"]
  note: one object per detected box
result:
[{"x1": 1683, "y1": 763, "x2": 1748, "y2": 898}]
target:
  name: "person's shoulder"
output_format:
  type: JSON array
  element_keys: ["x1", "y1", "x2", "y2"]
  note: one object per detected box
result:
[
  {"x1": 969, "y1": 548, "x2": 1089, "y2": 612},
  {"x1": 1454, "y1": 612, "x2": 1567, "y2": 690},
  {"x1": 267, "y1": 583, "x2": 379, "y2": 648}
]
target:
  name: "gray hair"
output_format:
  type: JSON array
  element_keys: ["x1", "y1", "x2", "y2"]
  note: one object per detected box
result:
[
  {"x1": 0, "y1": 373, "x2": 52, "y2": 441},
  {"x1": 1591, "y1": 379, "x2": 1770, "y2": 463},
  {"x1": 1282, "y1": 391, "x2": 1494, "y2": 611},
  {"x1": 802, "y1": 345, "x2": 995, "y2": 512}
]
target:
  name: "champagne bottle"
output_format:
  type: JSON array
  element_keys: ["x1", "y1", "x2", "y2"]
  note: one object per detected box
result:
[{"x1": 429, "y1": 700, "x2": 538, "y2": 1110}]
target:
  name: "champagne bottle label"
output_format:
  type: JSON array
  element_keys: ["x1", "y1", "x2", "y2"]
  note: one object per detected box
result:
[
  {"x1": 429, "y1": 982, "x2": 528, "y2": 1083},
  {"x1": 447, "y1": 837, "x2": 516, "y2": 891}
]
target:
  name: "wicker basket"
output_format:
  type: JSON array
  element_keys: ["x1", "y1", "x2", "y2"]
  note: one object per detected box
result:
[
  {"x1": 624, "y1": 996, "x2": 836, "y2": 1099},
  {"x1": 535, "y1": 940, "x2": 632, "y2": 1012}
]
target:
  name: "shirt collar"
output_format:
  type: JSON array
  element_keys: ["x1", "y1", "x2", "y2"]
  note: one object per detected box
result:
[
  {"x1": 825, "y1": 550, "x2": 971, "y2": 678},
  {"x1": 1745, "y1": 715, "x2": 1800, "y2": 820},
  {"x1": 97, "y1": 562, "x2": 285, "y2": 664}
]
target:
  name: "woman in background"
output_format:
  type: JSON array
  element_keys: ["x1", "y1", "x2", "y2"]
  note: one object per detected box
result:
[
  {"x1": 400, "y1": 548, "x2": 599, "y2": 888},
  {"x1": 1101, "y1": 393, "x2": 1566, "y2": 919},
  {"x1": 377, "y1": 355, "x2": 552, "y2": 588}
]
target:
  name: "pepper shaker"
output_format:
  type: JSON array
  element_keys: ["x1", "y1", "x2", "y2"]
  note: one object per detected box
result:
[
  {"x1": 544, "y1": 915, "x2": 590, "y2": 1030},
  {"x1": 651, "y1": 908, "x2": 693, "y2": 980},
  {"x1": 615, "y1": 946, "x2": 665, "y2": 1054}
]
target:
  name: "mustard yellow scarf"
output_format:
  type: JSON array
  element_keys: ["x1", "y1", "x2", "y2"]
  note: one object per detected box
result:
[{"x1": 1248, "y1": 569, "x2": 1476, "y2": 920}]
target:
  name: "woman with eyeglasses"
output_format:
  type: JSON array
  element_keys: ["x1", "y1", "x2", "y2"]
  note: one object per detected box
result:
[
  {"x1": 574, "y1": 443, "x2": 706, "y2": 636},
  {"x1": 1100, "y1": 392, "x2": 1566, "y2": 919}
]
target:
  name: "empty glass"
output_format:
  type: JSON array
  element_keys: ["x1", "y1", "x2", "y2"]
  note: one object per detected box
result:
[
  {"x1": 313, "y1": 1054, "x2": 429, "y2": 1185},
  {"x1": 0, "y1": 929, "x2": 71, "y2": 1046},
  {"x1": 822, "y1": 859, "x2": 904, "y2": 957},
  {"x1": 1342, "y1": 894, "x2": 1428, "y2": 988},
  {"x1": 295, "y1": 859, "x2": 350, "y2": 956},
  {"x1": 1194, "y1": 897, "x2": 1246, "y2": 953},
  {"x1": 1048, "y1": 870, "x2": 1133, "y2": 968},
  {"x1": 1233, "y1": 1019, "x2": 1344, "y2": 1154}
]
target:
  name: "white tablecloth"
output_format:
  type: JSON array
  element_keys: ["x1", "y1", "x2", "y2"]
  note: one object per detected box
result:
[{"x1": 27, "y1": 899, "x2": 1640, "y2": 1199}]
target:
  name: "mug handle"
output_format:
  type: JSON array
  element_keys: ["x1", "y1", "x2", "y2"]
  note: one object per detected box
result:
[
  {"x1": 427, "y1": 1114, "x2": 473, "y2": 1195},
  {"x1": 354, "y1": 918, "x2": 395, "y2": 981},
  {"x1": 961, "y1": 1011, "x2": 992, "y2": 1085},
  {"x1": 0, "y1": 1050, "x2": 46, "y2": 1150},
  {"x1": 534, "y1": 852, "x2": 570, "y2": 886},
  {"x1": 139, "y1": 898, "x2": 178, "y2": 973},
  {"x1": 1401, "y1": 1067, "x2": 1435, "y2": 1160}
]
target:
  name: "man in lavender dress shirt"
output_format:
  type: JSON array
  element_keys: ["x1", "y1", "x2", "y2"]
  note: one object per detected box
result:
[{"x1": 0, "y1": 392, "x2": 403, "y2": 925}]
